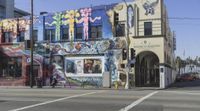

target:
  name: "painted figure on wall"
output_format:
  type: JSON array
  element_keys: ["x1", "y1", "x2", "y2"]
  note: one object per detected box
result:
[
  {"x1": 84, "y1": 59, "x2": 102, "y2": 74},
  {"x1": 143, "y1": 0, "x2": 159, "y2": 15},
  {"x1": 63, "y1": 10, "x2": 80, "y2": 43},
  {"x1": 50, "y1": 13, "x2": 63, "y2": 41},
  {"x1": 127, "y1": 5, "x2": 134, "y2": 28},
  {"x1": 75, "y1": 60, "x2": 83, "y2": 74},
  {"x1": 78, "y1": 8, "x2": 101, "y2": 40}
]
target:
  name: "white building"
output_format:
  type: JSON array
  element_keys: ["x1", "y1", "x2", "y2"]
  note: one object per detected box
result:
[{"x1": 109, "y1": 0, "x2": 176, "y2": 88}]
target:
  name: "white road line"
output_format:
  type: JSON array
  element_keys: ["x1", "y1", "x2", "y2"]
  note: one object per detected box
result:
[
  {"x1": 119, "y1": 91, "x2": 159, "y2": 111},
  {"x1": 9, "y1": 91, "x2": 100, "y2": 111}
]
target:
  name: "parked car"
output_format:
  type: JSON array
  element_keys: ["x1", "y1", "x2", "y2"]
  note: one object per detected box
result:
[{"x1": 176, "y1": 74, "x2": 194, "y2": 82}]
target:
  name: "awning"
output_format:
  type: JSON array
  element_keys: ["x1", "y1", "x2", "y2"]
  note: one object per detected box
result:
[{"x1": 0, "y1": 44, "x2": 24, "y2": 57}]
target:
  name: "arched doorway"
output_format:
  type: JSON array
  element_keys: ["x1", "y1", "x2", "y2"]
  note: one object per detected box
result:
[{"x1": 135, "y1": 51, "x2": 160, "y2": 87}]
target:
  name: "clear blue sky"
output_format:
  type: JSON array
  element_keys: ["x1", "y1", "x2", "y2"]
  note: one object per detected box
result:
[{"x1": 15, "y1": 0, "x2": 200, "y2": 59}]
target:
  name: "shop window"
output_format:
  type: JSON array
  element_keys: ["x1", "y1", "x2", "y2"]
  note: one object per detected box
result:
[
  {"x1": 75, "y1": 27, "x2": 83, "y2": 40},
  {"x1": 0, "y1": 57, "x2": 22, "y2": 78},
  {"x1": 33, "y1": 30, "x2": 38, "y2": 41},
  {"x1": 90, "y1": 26, "x2": 102, "y2": 39},
  {"x1": 45, "y1": 29, "x2": 55, "y2": 41},
  {"x1": 62, "y1": 28, "x2": 69, "y2": 41},
  {"x1": 18, "y1": 31, "x2": 25, "y2": 42},
  {"x1": 144, "y1": 22, "x2": 152, "y2": 36},
  {"x1": 2, "y1": 32, "x2": 12, "y2": 43},
  {"x1": 115, "y1": 24, "x2": 125, "y2": 37}
]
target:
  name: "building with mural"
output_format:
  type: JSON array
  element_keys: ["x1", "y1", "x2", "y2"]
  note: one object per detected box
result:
[{"x1": 0, "y1": 0, "x2": 176, "y2": 88}]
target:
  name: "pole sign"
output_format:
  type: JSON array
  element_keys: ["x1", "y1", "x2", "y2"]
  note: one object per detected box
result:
[{"x1": 27, "y1": 57, "x2": 31, "y2": 63}]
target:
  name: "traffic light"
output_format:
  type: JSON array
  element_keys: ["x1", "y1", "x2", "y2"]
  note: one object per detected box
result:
[
  {"x1": 114, "y1": 11, "x2": 119, "y2": 26},
  {"x1": 130, "y1": 48, "x2": 136, "y2": 67},
  {"x1": 122, "y1": 48, "x2": 127, "y2": 60},
  {"x1": 25, "y1": 40, "x2": 31, "y2": 49},
  {"x1": 131, "y1": 48, "x2": 135, "y2": 60}
]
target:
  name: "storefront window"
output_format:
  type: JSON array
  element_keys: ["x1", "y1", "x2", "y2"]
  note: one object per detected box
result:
[{"x1": 0, "y1": 56, "x2": 22, "y2": 78}]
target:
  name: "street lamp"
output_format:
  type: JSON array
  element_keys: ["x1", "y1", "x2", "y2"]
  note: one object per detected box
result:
[
  {"x1": 30, "y1": 0, "x2": 34, "y2": 88},
  {"x1": 40, "y1": 12, "x2": 48, "y2": 41}
]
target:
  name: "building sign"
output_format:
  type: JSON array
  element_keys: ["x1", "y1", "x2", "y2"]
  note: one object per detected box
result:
[{"x1": 133, "y1": 40, "x2": 160, "y2": 49}]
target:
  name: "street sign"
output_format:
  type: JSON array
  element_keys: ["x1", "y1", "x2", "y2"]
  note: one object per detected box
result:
[{"x1": 27, "y1": 58, "x2": 31, "y2": 63}]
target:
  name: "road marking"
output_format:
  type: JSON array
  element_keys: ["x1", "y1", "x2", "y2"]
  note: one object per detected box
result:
[
  {"x1": 119, "y1": 91, "x2": 159, "y2": 111},
  {"x1": 9, "y1": 91, "x2": 101, "y2": 111}
]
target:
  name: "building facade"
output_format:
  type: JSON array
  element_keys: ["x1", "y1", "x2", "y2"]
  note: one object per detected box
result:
[
  {"x1": 0, "y1": 0, "x2": 29, "y2": 19},
  {"x1": 0, "y1": 0, "x2": 176, "y2": 88}
]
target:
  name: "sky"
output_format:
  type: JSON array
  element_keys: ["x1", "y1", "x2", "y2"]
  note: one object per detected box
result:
[{"x1": 15, "y1": 0, "x2": 200, "y2": 59}]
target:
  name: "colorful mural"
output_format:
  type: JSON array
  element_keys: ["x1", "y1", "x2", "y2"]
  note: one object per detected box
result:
[
  {"x1": 50, "y1": 38, "x2": 126, "y2": 55},
  {"x1": 78, "y1": 8, "x2": 101, "y2": 40},
  {"x1": 48, "y1": 12, "x2": 63, "y2": 41},
  {"x1": 65, "y1": 57, "x2": 103, "y2": 75},
  {"x1": 63, "y1": 10, "x2": 80, "y2": 42},
  {"x1": 143, "y1": 0, "x2": 159, "y2": 15},
  {"x1": 0, "y1": 3, "x2": 127, "y2": 87},
  {"x1": 105, "y1": 50, "x2": 122, "y2": 82}
]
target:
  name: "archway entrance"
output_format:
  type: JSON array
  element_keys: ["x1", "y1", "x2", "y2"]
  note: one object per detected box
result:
[{"x1": 135, "y1": 51, "x2": 160, "y2": 87}]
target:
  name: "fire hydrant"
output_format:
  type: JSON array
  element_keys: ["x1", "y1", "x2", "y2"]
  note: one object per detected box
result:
[{"x1": 114, "y1": 81, "x2": 119, "y2": 89}]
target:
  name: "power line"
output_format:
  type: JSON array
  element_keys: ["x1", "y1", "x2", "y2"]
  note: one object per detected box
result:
[{"x1": 169, "y1": 17, "x2": 200, "y2": 20}]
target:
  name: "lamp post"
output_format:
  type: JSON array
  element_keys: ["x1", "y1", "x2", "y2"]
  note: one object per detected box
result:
[
  {"x1": 40, "y1": 12, "x2": 48, "y2": 42},
  {"x1": 40, "y1": 11, "x2": 48, "y2": 85},
  {"x1": 30, "y1": 0, "x2": 34, "y2": 88},
  {"x1": 122, "y1": 0, "x2": 130, "y2": 89}
]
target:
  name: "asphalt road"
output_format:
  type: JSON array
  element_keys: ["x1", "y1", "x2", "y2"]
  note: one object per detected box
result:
[{"x1": 0, "y1": 80, "x2": 200, "y2": 111}]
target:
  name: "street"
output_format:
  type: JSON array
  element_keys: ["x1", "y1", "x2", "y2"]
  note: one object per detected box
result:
[{"x1": 0, "y1": 80, "x2": 200, "y2": 111}]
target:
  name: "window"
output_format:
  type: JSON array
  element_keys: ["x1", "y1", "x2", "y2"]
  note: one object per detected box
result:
[
  {"x1": 18, "y1": 31, "x2": 25, "y2": 42},
  {"x1": 2, "y1": 32, "x2": 12, "y2": 43},
  {"x1": 45, "y1": 29, "x2": 55, "y2": 41},
  {"x1": 75, "y1": 27, "x2": 83, "y2": 40},
  {"x1": 33, "y1": 30, "x2": 38, "y2": 41},
  {"x1": 144, "y1": 22, "x2": 152, "y2": 36},
  {"x1": 62, "y1": 28, "x2": 69, "y2": 41},
  {"x1": 90, "y1": 26, "x2": 102, "y2": 39},
  {"x1": 115, "y1": 24, "x2": 125, "y2": 37},
  {"x1": 0, "y1": 56, "x2": 22, "y2": 78}
]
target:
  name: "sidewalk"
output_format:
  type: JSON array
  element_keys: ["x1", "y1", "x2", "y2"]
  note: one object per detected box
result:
[{"x1": 0, "y1": 85, "x2": 163, "y2": 91}]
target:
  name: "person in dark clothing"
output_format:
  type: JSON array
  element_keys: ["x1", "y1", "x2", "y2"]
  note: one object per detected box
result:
[{"x1": 51, "y1": 76, "x2": 58, "y2": 88}]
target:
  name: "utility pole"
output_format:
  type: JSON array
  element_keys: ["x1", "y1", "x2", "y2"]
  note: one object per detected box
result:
[
  {"x1": 30, "y1": 0, "x2": 34, "y2": 88},
  {"x1": 123, "y1": 0, "x2": 130, "y2": 89}
]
